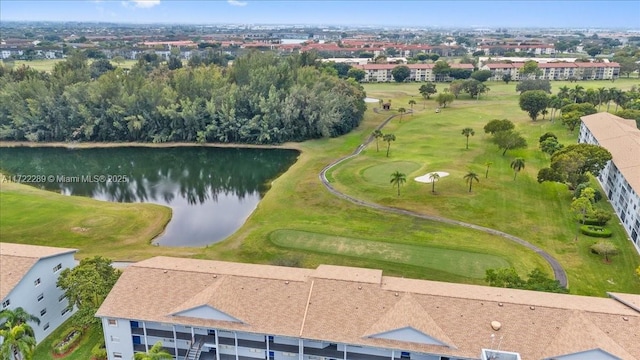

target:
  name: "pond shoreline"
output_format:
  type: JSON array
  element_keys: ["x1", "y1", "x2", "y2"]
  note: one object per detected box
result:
[{"x1": 0, "y1": 140, "x2": 302, "y2": 151}]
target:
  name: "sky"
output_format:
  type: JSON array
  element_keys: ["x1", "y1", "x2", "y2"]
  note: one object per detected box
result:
[{"x1": 1, "y1": 0, "x2": 639, "y2": 29}]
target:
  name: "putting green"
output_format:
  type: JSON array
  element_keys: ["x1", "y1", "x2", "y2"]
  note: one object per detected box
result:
[
  {"x1": 270, "y1": 229, "x2": 510, "y2": 279},
  {"x1": 362, "y1": 161, "x2": 421, "y2": 186}
]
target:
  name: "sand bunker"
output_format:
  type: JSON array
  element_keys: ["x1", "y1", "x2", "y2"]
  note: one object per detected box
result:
[
  {"x1": 414, "y1": 171, "x2": 449, "y2": 183},
  {"x1": 364, "y1": 97, "x2": 380, "y2": 103}
]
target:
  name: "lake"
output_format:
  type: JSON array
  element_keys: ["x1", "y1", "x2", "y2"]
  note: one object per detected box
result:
[{"x1": 0, "y1": 146, "x2": 299, "y2": 247}]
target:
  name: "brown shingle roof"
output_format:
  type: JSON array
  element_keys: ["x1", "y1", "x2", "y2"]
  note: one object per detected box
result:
[
  {"x1": 0, "y1": 243, "x2": 77, "y2": 299},
  {"x1": 97, "y1": 257, "x2": 640, "y2": 359},
  {"x1": 581, "y1": 113, "x2": 640, "y2": 193}
]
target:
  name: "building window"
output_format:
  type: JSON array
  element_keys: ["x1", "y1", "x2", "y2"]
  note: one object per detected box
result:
[
  {"x1": 53, "y1": 263, "x2": 62, "y2": 272},
  {"x1": 108, "y1": 319, "x2": 118, "y2": 327},
  {"x1": 1, "y1": 299, "x2": 9, "y2": 308},
  {"x1": 34, "y1": 278, "x2": 41, "y2": 286},
  {"x1": 40, "y1": 308, "x2": 47, "y2": 316},
  {"x1": 43, "y1": 322, "x2": 50, "y2": 331},
  {"x1": 61, "y1": 307, "x2": 72, "y2": 316},
  {"x1": 113, "y1": 353, "x2": 123, "y2": 359},
  {"x1": 37, "y1": 293, "x2": 44, "y2": 302},
  {"x1": 110, "y1": 336, "x2": 120, "y2": 343},
  {"x1": 59, "y1": 294, "x2": 66, "y2": 302}
]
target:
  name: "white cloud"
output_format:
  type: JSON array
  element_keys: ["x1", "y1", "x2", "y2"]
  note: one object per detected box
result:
[
  {"x1": 227, "y1": 0, "x2": 247, "y2": 7},
  {"x1": 127, "y1": 0, "x2": 161, "y2": 8}
]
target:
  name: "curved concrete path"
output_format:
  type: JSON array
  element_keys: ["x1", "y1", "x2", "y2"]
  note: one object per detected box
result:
[{"x1": 319, "y1": 109, "x2": 568, "y2": 287}]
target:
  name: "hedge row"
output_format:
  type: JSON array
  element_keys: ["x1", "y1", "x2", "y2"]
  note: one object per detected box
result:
[{"x1": 580, "y1": 225, "x2": 612, "y2": 238}]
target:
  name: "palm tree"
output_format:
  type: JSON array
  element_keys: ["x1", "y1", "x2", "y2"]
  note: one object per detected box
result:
[
  {"x1": 461, "y1": 127, "x2": 475, "y2": 149},
  {"x1": 408, "y1": 99, "x2": 416, "y2": 114},
  {"x1": 557, "y1": 85, "x2": 570, "y2": 100},
  {"x1": 372, "y1": 129, "x2": 383, "y2": 152},
  {"x1": 390, "y1": 171, "x2": 407, "y2": 196},
  {"x1": 0, "y1": 321, "x2": 36, "y2": 360},
  {"x1": 596, "y1": 87, "x2": 608, "y2": 111},
  {"x1": 429, "y1": 172, "x2": 440, "y2": 193},
  {"x1": 510, "y1": 157, "x2": 525, "y2": 180},
  {"x1": 0, "y1": 308, "x2": 40, "y2": 337},
  {"x1": 607, "y1": 87, "x2": 620, "y2": 112},
  {"x1": 569, "y1": 84, "x2": 585, "y2": 103},
  {"x1": 484, "y1": 161, "x2": 493, "y2": 179},
  {"x1": 398, "y1": 107, "x2": 406, "y2": 122},
  {"x1": 464, "y1": 170, "x2": 479, "y2": 192},
  {"x1": 133, "y1": 341, "x2": 173, "y2": 360},
  {"x1": 378, "y1": 99, "x2": 384, "y2": 109},
  {"x1": 383, "y1": 133, "x2": 396, "y2": 157},
  {"x1": 609, "y1": 88, "x2": 626, "y2": 112}
]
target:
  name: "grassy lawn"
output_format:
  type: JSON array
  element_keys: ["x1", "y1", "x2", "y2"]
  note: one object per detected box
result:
[
  {"x1": 327, "y1": 78, "x2": 640, "y2": 295},
  {"x1": 33, "y1": 320, "x2": 102, "y2": 360},
  {"x1": 0, "y1": 181, "x2": 201, "y2": 260},
  {"x1": 1, "y1": 79, "x2": 639, "y2": 296},
  {"x1": 1, "y1": 59, "x2": 139, "y2": 72}
]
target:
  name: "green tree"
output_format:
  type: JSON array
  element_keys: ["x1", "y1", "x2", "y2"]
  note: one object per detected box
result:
[
  {"x1": 461, "y1": 127, "x2": 475, "y2": 149},
  {"x1": 429, "y1": 172, "x2": 440, "y2": 193},
  {"x1": 502, "y1": 73, "x2": 512, "y2": 84},
  {"x1": 561, "y1": 110, "x2": 583, "y2": 132},
  {"x1": 398, "y1": 107, "x2": 407, "y2": 122},
  {"x1": 391, "y1": 65, "x2": 411, "y2": 82},
  {"x1": 390, "y1": 171, "x2": 406, "y2": 196},
  {"x1": 372, "y1": 129, "x2": 383, "y2": 152},
  {"x1": 89, "y1": 58, "x2": 115, "y2": 80},
  {"x1": 491, "y1": 130, "x2": 527, "y2": 156},
  {"x1": 470, "y1": 69, "x2": 492, "y2": 82},
  {"x1": 432, "y1": 60, "x2": 451, "y2": 81},
  {"x1": 483, "y1": 119, "x2": 514, "y2": 134},
  {"x1": 484, "y1": 161, "x2": 493, "y2": 179},
  {"x1": 464, "y1": 170, "x2": 480, "y2": 192},
  {"x1": 0, "y1": 308, "x2": 40, "y2": 337},
  {"x1": 57, "y1": 256, "x2": 121, "y2": 327},
  {"x1": 435, "y1": 92, "x2": 455, "y2": 108},
  {"x1": 519, "y1": 90, "x2": 549, "y2": 121},
  {"x1": 519, "y1": 60, "x2": 541, "y2": 79},
  {"x1": 540, "y1": 137, "x2": 564, "y2": 155},
  {"x1": 544, "y1": 144, "x2": 612, "y2": 189},
  {"x1": 111, "y1": 55, "x2": 125, "y2": 66},
  {"x1": 167, "y1": 55, "x2": 183, "y2": 70},
  {"x1": 485, "y1": 267, "x2": 524, "y2": 288},
  {"x1": 0, "y1": 321, "x2": 36, "y2": 360},
  {"x1": 408, "y1": 99, "x2": 416, "y2": 113},
  {"x1": 591, "y1": 241, "x2": 618, "y2": 262},
  {"x1": 516, "y1": 79, "x2": 552, "y2": 94},
  {"x1": 133, "y1": 341, "x2": 173, "y2": 360},
  {"x1": 569, "y1": 84, "x2": 586, "y2": 103},
  {"x1": 510, "y1": 157, "x2": 525, "y2": 180},
  {"x1": 419, "y1": 82, "x2": 437, "y2": 100},
  {"x1": 347, "y1": 67, "x2": 365, "y2": 81},
  {"x1": 383, "y1": 133, "x2": 396, "y2": 157}
]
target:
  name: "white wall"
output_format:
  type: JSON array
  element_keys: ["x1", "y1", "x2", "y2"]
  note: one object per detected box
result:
[{"x1": 101, "y1": 317, "x2": 134, "y2": 360}]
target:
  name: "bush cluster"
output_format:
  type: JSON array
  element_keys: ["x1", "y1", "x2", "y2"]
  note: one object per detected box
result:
[
  {"x1": 52, "y1": 328, "x2": 83, "y2": 355},
  {"x1": 580, "y1": 225, "x2": 612, "y2": 238}
]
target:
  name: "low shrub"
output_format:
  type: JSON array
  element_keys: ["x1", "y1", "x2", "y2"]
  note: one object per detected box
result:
[
  {"x1": 52, "y1": 327, "x2": 83, "y2": 355},
  {"x1": 580, "y1": 225, "x2": 612, "y2": 238},
  {"x1": 91, "y1": 341, "x2": 107, "y2": 360}
]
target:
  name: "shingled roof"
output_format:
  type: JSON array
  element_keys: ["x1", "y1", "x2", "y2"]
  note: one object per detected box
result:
[
  {"x1": 96, "y1": 257, "x2": 640, "y2": 359},
  {"x1": 581, "y1": 112, "x2": 640, "y2": 193},
  {"x1": 0, "y1": 242, "x2": 77, "y2": 300}
]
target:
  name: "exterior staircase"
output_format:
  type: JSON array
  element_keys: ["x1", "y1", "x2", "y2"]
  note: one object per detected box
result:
[{"x1": 184, "y1": 338, "x2": 204, "y2": 360}]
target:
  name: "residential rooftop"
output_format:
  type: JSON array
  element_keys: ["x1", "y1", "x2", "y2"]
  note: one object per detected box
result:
[
  {"x1": 0, "y1": 242, "x2": 77, "y2": 299},
  {"x1": 97, "y1": 257, "x2": 640, "y2": 359}
]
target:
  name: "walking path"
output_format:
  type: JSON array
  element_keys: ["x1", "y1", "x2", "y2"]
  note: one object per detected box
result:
[{"x1": 318, "y1": 109, "x2": 568, "y2": 287}]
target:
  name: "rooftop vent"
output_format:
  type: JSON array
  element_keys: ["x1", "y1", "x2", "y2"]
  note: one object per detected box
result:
[{"x1": 491, "y1": 321, "x2": 502, "y2": 331}]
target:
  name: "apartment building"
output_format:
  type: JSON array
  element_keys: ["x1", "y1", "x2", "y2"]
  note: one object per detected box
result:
[
  {"x1": 356, "y1": 63, "x2": 475, "y2": 82},
  {"x1": 97, "y1": 257, "x2": 640, "y2": 360},
  {"x1": 0, "y1": 242, "x2": 77, "y2": 343},
  {"x1": 481, "y1": 62, "x2": 620, "y2": 81},
  {"x1": 579, "y1": 113, "x2": 640, "y2": 254}
]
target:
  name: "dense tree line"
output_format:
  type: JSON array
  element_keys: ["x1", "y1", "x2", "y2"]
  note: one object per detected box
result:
[{"x1": 0, "y1": 51, "x2": 366, "y2": 144}]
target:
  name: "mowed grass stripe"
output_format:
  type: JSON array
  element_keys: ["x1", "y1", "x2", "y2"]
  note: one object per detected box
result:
[{"x1": 270, "y1": 229, "x2": 510, "y2": 278}]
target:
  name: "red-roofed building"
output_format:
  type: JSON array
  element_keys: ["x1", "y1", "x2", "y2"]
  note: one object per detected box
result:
[
  {"x1": 481, "y1": 62, "x2": 620, "y2": 81},
  {"x1": 356, "y1": 63, "x2": 474, "y2": 82}
]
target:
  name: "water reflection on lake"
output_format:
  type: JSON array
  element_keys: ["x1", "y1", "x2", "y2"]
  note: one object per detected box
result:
[{"x1": 0, "y1": 146, "x2": 299, "y2": 247}]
